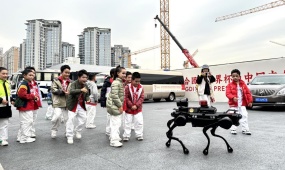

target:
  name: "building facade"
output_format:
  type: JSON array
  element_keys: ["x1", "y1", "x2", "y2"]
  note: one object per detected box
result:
[
  {"x1": 111, "y1": 45, "x2": 130, "y2": 68},
  {"x1": 62, "y1": 42, "x2": 75, "y2": 60},
  {"x1": 25, "y1": 19, "x2": 62, "y2": 70},
  {"x1": 78, "y1": 27, "x2": 111, "y2": 66},
  {"x1": 2, "y1": 47, "x2": 20, "y2": 74}
]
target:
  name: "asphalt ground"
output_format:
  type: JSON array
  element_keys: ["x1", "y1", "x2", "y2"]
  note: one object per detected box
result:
[{"x1": 0, "y1": 100, "x2": 285, "y2": 170}]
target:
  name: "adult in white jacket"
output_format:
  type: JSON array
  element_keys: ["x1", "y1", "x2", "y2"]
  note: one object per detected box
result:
[{"x1": 86, "y1": 73, "x2": 98, "y2": 129}]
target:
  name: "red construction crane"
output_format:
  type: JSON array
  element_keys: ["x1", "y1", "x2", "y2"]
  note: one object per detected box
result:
[
  {"x1": 215, "y1": 0, "x2": 285, "y2": 22},
  {"x1": 183, "y1": 49, "x2": 198, "y2": 69},
  {"x1": 154, "y1": 15, "x2": 199, "y2": 68}
]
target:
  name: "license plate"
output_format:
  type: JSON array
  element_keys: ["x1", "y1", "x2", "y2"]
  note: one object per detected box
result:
[{"x1": 255, "y1": 98, "x2": 268, "y2": 102}]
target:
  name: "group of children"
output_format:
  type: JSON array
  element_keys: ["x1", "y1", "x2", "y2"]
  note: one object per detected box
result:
[
  {"x1": 0, "y1": 64, "x2": 252, "y2": 147},
  {"x1": 0, "y1": 64, "x2": 145, "y2": 147}
]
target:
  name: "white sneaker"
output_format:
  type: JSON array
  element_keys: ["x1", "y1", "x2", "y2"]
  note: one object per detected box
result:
[
  {"x1": 1, "y1": 140, "x2": 8, "y2": 146},
  {"x1": 31, "y1": 133, "x2": 36, "y2": 138},
  {"x1": 67, "y1": 137, "x2": 73, "y2": 144},
  {"x1": 242, "y1": 130, "x2": 251, "y2": 135},
  {"x1": 86, "y1": 125, "x2": 96, "y2": 129},
  {"x1": 231, "y1": 130, "x2": 237, "y2": 135},
  {"x1": 110, "y1": 141, "x2": 123, "y2": 147},
  {"x1": 75, "y1": 132, "x2": 82, "y2": 139},
  {"x1": 123, "y1": 137, "x2": 129, "y2": 142},
  {"x1": 51, "y1": 131, "x2": 57, "y2": 139},
  {"x1": 20, "y1": 138, "x2": 36, "y2": 144},
  {"x1": 137, "y1": 136, "x2": 143, "y2": 141},
  {"x1": 16, "y1": 138, "x2": 20, "y2": 142}
]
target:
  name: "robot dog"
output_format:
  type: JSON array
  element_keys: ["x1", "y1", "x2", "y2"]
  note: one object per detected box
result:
[{"x1": 166, "y1": 99, "x2": 242, "y2": 155}]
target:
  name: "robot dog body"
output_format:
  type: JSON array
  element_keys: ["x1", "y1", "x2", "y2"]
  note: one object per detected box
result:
[{"x1": 166, "y1": 99, "x2": 242, "y2": 155}]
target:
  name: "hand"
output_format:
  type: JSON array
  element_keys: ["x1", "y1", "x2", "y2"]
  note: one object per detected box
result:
[
  {"x1": 131, "y1": 105, "x2": 137, "y2": 110},
  {"x1": 81, "y1": 87, "x2": 88, "y2": 93},
  {"x1": 64, "y1": 90, "x2": 69, "y2": 95},
  {"x1": 11, "y1": 101, "x2": 15, "y2": 105},
  {"x1": 1, "y1": 99, "x2": 8, "y2": 105},
  {"x1": 201, "y1": 72, "x2": 206, "y2": 76},
  {"x1": 87, "y1": 100, "x2": 91, "y2": 103},
  {"x1": 248, "y1": 103, "x2": 252, "y2": 107},
  {"x1": 233, "y1": 97, "x2": 238, "y2": 102},
  {"x1": 34, "y1": 96, "x2": 39, "y2": 101},
  {"x1": 119, "y1": 107, "x2": 123, "y2": 114}
]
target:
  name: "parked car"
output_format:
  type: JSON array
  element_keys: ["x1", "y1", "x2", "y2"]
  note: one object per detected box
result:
[{"x1": 248, "y1": 74, "x2": 285, "y2": 109}]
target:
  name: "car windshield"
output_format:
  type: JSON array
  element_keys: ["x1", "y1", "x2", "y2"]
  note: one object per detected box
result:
[{"x1": 251, "y1": 76, "x2": 285, "y2": 85}]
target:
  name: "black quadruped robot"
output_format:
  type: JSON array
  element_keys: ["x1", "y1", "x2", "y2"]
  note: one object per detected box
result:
[{"x1": 166, "y1": 99, "x2": 242, "y2": 155}]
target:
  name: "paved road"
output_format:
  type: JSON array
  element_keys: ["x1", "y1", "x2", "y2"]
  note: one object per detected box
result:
[{"x1": 1, "y1": 100, "x2": 285, "y2": 170}]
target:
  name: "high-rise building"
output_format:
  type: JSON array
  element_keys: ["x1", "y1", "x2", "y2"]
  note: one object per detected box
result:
[
  {"x1": 78, "y1": 27, "x2": 111, "y2": 66},
  {"x1": 25, "y1": 19, "x2": 62, "y2": 70},
  {"x1": 111, "y1": 45, "x2": 130, "y2": 68},
  {"x1": 0, "y1": 47, "x2": 3, "y2": 67},
  {"x1": 19, "y1": 40, "x2": 26, "y2": 70},
  {"x1": 62, "y1": 42, "x2": 75, "y2": 60},
  {"x1": 3, "y1": 47, "x2": 20, "y2": 74}
]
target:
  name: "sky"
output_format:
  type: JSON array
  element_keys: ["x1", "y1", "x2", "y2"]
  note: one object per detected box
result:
[{"x1": 0, "y1": 0, "x2": 285, "y2": 70}]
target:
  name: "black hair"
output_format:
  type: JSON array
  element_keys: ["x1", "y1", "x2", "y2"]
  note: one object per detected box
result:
[
  {"x1": 78, "y1": 69, "x2": 88, "y2": 78},
  {"x1": 25, "y1": 66, "x2": 36, "y2": 72},
  {"x1": 132, "y1": 72, "x2": 141, "y2": 80},
  {"x1": 231, "y1": 69, "x2": 241, "y2": 76},
  {"x1": 110, "y1": 68, "x2": 116, "y2": 78},
  {"x1": 114, "y1": 65, "x2": 125, "y2": 80},
  {"x1": 126, "y1": 71, "x2": 132, "y2": 77},
  {"x1": 0, "y1": 67, "x2": 7, "y2": 72},
  {"x1": 60, "y1": 65, "x2": 71, "y2": 73},
  {"x1": 88, "y1": 73, "x2": 96, "y2": 80},
  {"x1": 22, "y1": 69, "x2": 33, "y2": 76}
]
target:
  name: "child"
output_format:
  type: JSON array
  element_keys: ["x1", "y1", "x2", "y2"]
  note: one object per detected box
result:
[
  {"x1": 0, "y1": 67, "x2": 14, "y2": 146},
  {"x1": 226, "y1": 69, "x2": 253, "y2": 135},
  {"x1": 22, "y1": 66, "x2": 42, "y2": 139},
  {"x1": 106, "y1": 65, "x2": 126, "y2": 147},
  {"x1": 100, "y1": 68, "x2": 116, "y2": 136},
  {"x1": 45, "y1": 88, "x2": 53, "y2": 120},
  {"x1": 196, "y1": 64, "x2": 216, "y2": 107},
  {"x1": 15, "y1": 69, "x2": 39, "y2": 143},
  {"x1": 85, "y1": 73, "x2": 98, "y2": 129},
  {"x1": 50, "y1": 65, "x2": 71, "y2": 138},
  {"x1": 122, "y1": 71, "x2": 132, "y2": 129},
  {"x1": 66, "y1": 69, "x2": 90, "y2": 144},
  {"x1": 123, "y1": 72, "x2": 144, "y2": 141}
]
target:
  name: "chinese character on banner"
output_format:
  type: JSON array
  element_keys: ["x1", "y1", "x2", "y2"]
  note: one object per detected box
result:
[
  {"x1": 256, "y1": 72, "x2": 265, "y2": 76},
  {"x1": 244, "y1": 72, "x2": 253, "y2": 83},
  {"x1": 269, "y1": 70, "x2": 277, "y2": 74},
  {"x1": 184, "y1": 77, "x2": 190, "y2": 85},
  {"x1": 224, "y1": 74, "x2": 232, "y2": 84},
  {"x1": 191, "y1": 77, "x2": 197, "y2": 84},
  {"x1": 216, "y1": 75, "x2": 222, "y2": 84}
]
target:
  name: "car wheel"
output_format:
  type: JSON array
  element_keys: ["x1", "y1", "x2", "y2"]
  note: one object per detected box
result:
[{"x1": 166, "y1": 93, "x2": 175, "y2": 102}]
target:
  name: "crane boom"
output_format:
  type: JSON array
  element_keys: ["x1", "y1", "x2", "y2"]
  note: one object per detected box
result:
[
  {"x1": 270, "y1": 41, "x2": 285, "y2": 46},
  {"x1": 154, "y1": 15, "x2": 199, "y2": 68},
  {"x1": 215, "y1": 0, "x2": 285, "y2": 22},
  {"x1": 131, "y1": 45, "x2": 160, "y2": 55}
]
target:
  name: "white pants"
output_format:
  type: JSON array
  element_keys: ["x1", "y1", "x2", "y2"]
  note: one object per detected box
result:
[
  {"x1": 51, "y1": 108, "x2": 68, "y2": 132},
  {"x1": 110, "y1": 115, "x2": 122, "y2": 143},
  {"x1": 66, "y1": 108, "x2": 87, "y2": 138},
  {"x1": 86, "y1": 105, "x2": 96, "y2": 127},
  {"x1": 199, "y1": 95, "x2": 211, "y2": 107},
  {"x1": 123, "y1": 112, "x2": 143, "y2": 138},
  {"x1": 106, "y1": 113, "x2": 111, "y2": 135},
  {"x1": 30, "y1": 110, "x2": 38, "y2": 136},
  {"x1": 230, "y1": 106, "x2": 249, "y2": 131},
  {"x1": 18, "y1": 111, "x2": 33, "y2": 141},
  {"x1": 0, "y1": 118, "x2": 9, "y2": 141},
  {"x1": 46, "y1": 105, "x2": 54, "y2": 119}
]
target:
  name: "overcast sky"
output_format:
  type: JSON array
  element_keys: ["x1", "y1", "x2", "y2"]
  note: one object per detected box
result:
[{"x1": 1, "y1": 0, "x2": 285, "y2": 70}]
